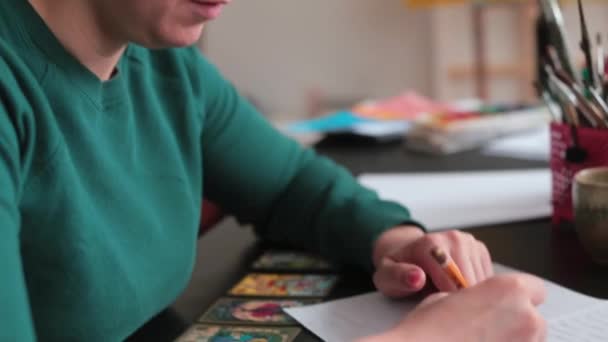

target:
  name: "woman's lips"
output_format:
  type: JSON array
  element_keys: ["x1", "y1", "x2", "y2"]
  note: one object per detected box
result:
[{"x1": 190, "y1": 0, "x2": 227, "y2": 20}]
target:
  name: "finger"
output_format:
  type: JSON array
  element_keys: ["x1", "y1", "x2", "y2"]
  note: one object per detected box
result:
[
  {"x1": 471, "y1": 240, "x2": 488, "y2": 283},
  {"x1": 536, "y1": 313, "x2": 548, "y2": 342},
  {"x1": 478, "y1": 241, "x2": 494, "y2": 278},
  {"x1": 446, "y1": 232, "x2": 477, "y2": 285},
  {"x1": 417, "y1": 292, "x2": 449, "y2": 309},
  {"x1": 407, "y1": 235, "x2": 458, "y2": 292},
  {"x1": 453, "y1": 252, "x2": 477, "y2": 287},
  {"x1": 520, "y1": 303, "x2": 547, "y2": 342},
  {"x1": 373, "y1": 258, "x2": 427, "y2": 298},
  {"x1": 522, "y1": 275, "x2": 547, "y2": 306}
]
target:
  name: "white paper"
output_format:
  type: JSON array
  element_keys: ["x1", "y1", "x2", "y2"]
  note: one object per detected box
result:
[
  {"x1": 358, "y1": 170, "x2": 551, "y2": 231},
  {"x1": 286, "y1": 292, "x2": 408, "y2": 342},
  {"x1": 547, "y1": 303, "x2": 608, "y2": 341},
  {"x1": 482, "y1": 127, "x2": 550, "y2": 161},
  {"x1": 286, "y1": 264, "x2": 608, "y2": 342}
]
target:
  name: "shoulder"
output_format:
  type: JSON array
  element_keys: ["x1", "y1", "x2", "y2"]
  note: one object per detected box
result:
[
  {"x1": 0, "y1": 38, "x2": 39, "y2": 115},
  {"x1": 0, "y1": 38, "x2": 44, "y2": 169},
  {"x1": 0, "y1": 37, "x2": 30, "y2": 81}
]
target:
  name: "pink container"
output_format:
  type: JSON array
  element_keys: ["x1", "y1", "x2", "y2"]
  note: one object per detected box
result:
[{"x1": 550, "y1": 122, "x2": 608, "y2": 227}]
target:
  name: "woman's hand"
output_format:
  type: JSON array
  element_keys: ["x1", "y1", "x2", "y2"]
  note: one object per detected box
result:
[
  {"x1": 372, "y1": 226, "x2": 493, "y2": 297},
  {"x1": 359, "y1": 273, "x2": 547, "y2": 342}
]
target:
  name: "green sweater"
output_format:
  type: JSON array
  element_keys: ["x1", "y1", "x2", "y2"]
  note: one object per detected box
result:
[{"x1": 0, "y1": 0, "x2": 415, "y2": 340}]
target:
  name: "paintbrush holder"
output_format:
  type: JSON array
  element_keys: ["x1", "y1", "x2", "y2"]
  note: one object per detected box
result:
[{"x1": 550, "y1": 122, "x2": 608, "y2": 229}]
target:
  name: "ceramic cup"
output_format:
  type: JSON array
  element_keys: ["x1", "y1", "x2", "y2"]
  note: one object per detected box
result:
[{"x1": 573, "y1": 167, "x2": 608, "y2": 264}]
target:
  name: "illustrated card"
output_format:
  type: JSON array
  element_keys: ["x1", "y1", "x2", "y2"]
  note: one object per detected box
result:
[
  {"x1": 198, "y1": 297, "x2": 320, "y2": 325},
  {"x1": 229, "y1": 273, "x2": 338, "y2": 297},
  {"x1": 175, "y1": 324, "x2": 300, "y2": 342},
  {"x1": 252, "y1": 250, "x2": 334, "y2": 271}
]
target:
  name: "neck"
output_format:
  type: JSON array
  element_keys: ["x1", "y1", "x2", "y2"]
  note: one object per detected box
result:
[{"x1": 29, "y1": 0, "x2": 126, "y2": 81}]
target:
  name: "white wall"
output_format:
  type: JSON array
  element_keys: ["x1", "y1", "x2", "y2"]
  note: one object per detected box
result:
[
  {"x1": 203, "y1": 0, "x2": 432, "y2": 118},
  {"x1": 430, "y1": 2, "x2": 608, "y2": 103},
  {"x1": 202, "y1": 1, "x2": 608, "y2": 118},
  {"x1": 430, "y1": 4, "x2": 526, "y2": 102}
]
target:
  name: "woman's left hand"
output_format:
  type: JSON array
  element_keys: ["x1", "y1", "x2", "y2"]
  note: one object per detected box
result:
[{"x1": 372, "y1": 226, "x2": 493, "y2": 298}]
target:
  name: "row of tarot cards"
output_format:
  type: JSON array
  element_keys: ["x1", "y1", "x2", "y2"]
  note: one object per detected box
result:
[{"x1": 175, "y1": 250, "x2": 340, "y2": 342}]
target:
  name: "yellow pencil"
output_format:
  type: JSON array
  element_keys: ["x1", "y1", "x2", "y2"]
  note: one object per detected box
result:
[{"x1": 430, "y1": 247, "x2": 469, "y2": 289}]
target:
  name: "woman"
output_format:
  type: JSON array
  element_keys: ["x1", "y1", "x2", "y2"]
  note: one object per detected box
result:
[{"x1": 0, "y1": 0, "x2": 545, "y2": 341}]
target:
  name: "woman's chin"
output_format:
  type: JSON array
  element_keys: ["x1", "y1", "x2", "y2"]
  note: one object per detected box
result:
[{"x1": 141, "y1": 26, "x2": 205, "y2": 48}]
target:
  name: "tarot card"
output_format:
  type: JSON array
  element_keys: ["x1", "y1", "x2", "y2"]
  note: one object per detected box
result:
[
  {"x1": 252, "y1": 250, "x2": 334, "y2": 271},
  {"x1": 175, "y1": 324, "x2": 300, "y2": 342},
  {"x1": 229, "y1": 273, "x2": 338, "y2": 297},
  {"x1": 198, "y1": 297, "x2": 320, "y2": 325}
]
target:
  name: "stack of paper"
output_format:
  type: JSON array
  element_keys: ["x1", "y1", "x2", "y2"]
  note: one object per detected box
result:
[
  {"x1": 281, "y1": 111, "x2": 410, "y2": 143},
  {"x1": 405, "y1": 106, "x2": 551, "y2": 155},
  {"x1": 282, "y1": 91, "x2": 447, "y2": 143},
  {"x1": 285, "y1": 264, "x2": 608, "y2": 342},
  {"x1": 358, "y1": 169, "x2": 551, "y2": 231},
  {"x1": 352, "y1": 91, "x2": 452, "y2": 120}
]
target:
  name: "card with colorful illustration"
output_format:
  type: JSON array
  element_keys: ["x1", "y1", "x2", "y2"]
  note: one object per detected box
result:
[
  {"x1": 198, "y1": 297, "x2": 320, "y2": 325},
  {"x1": 252, "y1": 250, "x2": 334, "y2": 271},
  {"x1": 229, "y1": 273, "x2": 338, "y2": 297},
  {"x1": 175, "y1": 324, "x2": 300, "y2": 342}
]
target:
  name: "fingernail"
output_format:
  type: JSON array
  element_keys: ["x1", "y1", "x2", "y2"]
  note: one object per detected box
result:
[{"x1": 405, "y1": 269, "x2": 421, "y2": 287}]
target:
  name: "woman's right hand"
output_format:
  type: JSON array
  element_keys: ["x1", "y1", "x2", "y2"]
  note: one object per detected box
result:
[{"x1": 360, "y1": 273, "x2": 547, "y2": 342}]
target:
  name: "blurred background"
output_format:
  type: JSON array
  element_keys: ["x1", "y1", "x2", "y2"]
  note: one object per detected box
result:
[{"x1": 199, "y1": 0, "x2": 608, "y2": 121}]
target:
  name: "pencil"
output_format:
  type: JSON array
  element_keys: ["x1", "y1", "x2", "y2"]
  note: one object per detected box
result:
[{"x1": 430, "y1": 247, "x2": 469, "y2": 289}]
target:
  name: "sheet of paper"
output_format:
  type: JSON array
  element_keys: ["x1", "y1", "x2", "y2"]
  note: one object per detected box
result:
[
  {"x1": 285, "y1": 264, "x2": 608, "y2": 342},
  {"x1": 358, "y1": 169, "x2": 551, "y2": 231},
  {"x1": 482, "y1": 127, "x2": 550, "y2": 161},
  {"x1": 547, "y1": 303, "x2": 608, "y2": 341}
]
